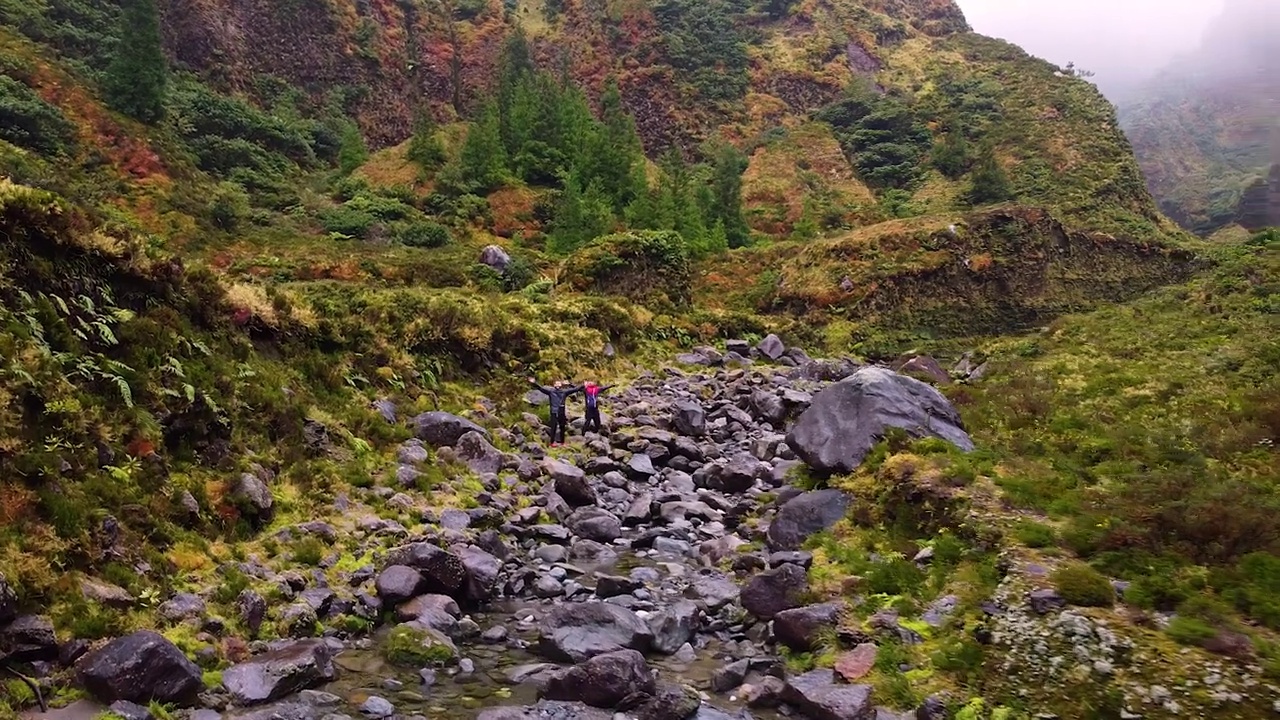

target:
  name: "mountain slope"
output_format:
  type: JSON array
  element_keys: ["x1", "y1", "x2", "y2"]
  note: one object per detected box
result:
[{"x1": 1120, "y1": 0, "x2": 1280, "y2": 236}]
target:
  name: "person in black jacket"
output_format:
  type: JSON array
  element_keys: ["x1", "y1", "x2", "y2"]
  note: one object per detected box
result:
[
  {"x1": 582, "y1": 381, "x2": 614, "y2": 434},
  {"x1": 527, "y1": 377, "x2": 582, "y2": 446}
]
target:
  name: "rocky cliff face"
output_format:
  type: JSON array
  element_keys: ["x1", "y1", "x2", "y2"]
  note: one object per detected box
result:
[{"x1": 1120, "y1": 0, "x2": 1280, "y2": 235}]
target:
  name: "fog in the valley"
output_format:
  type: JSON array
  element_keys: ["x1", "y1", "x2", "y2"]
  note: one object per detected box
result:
[{"x1": 955, "y1": 0, "x2": 1230, "y2": 101}]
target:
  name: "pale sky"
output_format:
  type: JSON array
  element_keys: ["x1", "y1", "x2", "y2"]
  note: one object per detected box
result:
[{"x1": 955, "y1": 0, "x2": 1226, "y2": 100}]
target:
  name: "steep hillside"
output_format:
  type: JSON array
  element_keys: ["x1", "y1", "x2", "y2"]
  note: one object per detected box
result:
[
  {"x1": 1120, "y1": 0, "x2": 1280, "y2": 236},
  {"x1": 1, "y1": 0, "x2": 1260, "y2": 718}
]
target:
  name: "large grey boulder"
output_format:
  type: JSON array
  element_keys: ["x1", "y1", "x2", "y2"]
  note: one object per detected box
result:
[
  {"x1": 756, "y1": 334, "x2": 786, "y2": 361},
  {"x1": 230, "y1": 472, "x2": 273, "y2": 522},
  {"x1": 740, "y1": 564, "x2": 808, "y2": 620},
  {"x1": 766, "y1": 489, "x2": 854, "y2": 551},
  {"x1": 455, "y1": 431, "x2": 503, "y2": 475},
  {"x1": 0, "y1": 615, "x2": 58, "y2": 662},
  {"x1": 541, "y1": 649, "x2": 656, "y2": 708},
  {"x1": 77, "y1": 631, "x2": 205, "y2": 705},
  {"x1": 536, "y1": 602, "x2": 653, "y2": 662},
  {"x1": 781, "y1": 669, "x2": 874, "y2": 720},
  {"x1": 412, "y1": 411, "x2": 488, "y2": 448},
  {"x1": 787, "y1": 367, "x2": 973, "y2": 474},
  {"x1": 221, "y1": 639, "x2": 335, "y2": 706},
  {"x1": 479, "y1": 245, "x2": 511, "y2": 272},
  {"x1": 383, "y1": 542, "x2": 468, "y2": 598},
  {"x1": 671, "y1": 401, "x2": 706, "y2": 437}
]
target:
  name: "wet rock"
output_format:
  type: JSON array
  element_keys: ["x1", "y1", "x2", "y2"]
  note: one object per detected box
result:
[
  {"x1": 536, "y1": 602, "x2": 654, "y2": 662},
  {"x1": 623, "y1": 494, "x2": 654, "y2": 526},
  {"x1": 685, "y1": 572, "x2": 739, "y2": 612},
  {"x1": 375, "y1": 566, "x2": 425, "y2": 605},
  {"x1": 476, "y1": 701, "x2": 612, "y2": 720},
  {"x1": 412, "y1": 412, "x2": 487, "y2": 448},
  {"x1": 595, "y1": 574, "x2": 642, "y2": 599},
  {"x1": 547, "y1": 460, "x2": 596, "y2": 507},
  {"x1": 627, "y1": 454, "x2": 657, "y2": 480},
  {"x1": 456, "y1": 545, "x2": 502, "y2": 602},
  {"x1": 230, "y1": 473, "x2": 274, "y2": 523},
  {"x1": 781, "y1": 669, "x2": 874, "y2": 720},
  {"x1": 77, "y1": 631, "x2": 205, "y2": 705},
  {"x1": 481, "y1": 626, "x2": 509, "y2": 644},
  {"x1": 359, "y1": 696, "x2": 394, "y2": 718},
  {"x1": 634, "y1": 683, "x2": 702, "y2": 720},
  {"x1": 740, "y1": 564, "x2": 809, "y2": 620},
  {"x1": 159, "y1": 593, "x2": 207, "y2": 622},
  {"x1": 0, "y1": 614, "x2": 58, "y2": 662},
  {"x1": 648, "y1": 600, "x2": 701, "y2": 654},
  {"x1": 222, "y1": 639, "x2": 335, "y2": 706},
  {"x1": 565, "y1": 507, "x2": 622, "y2": 543},
  {"x1": 772, "y1": 602, "x2": 844, "y2": 651},
  {"x1": 672, "y1": 401, "x2": 707, "y2": 437},
  {"x1": 743, "y1": 676, "x2": 787, "y2": 708},
  {"x1": 787, "y1": 367, "x2": 973, "y2": 474},
  {"x1": 542, "y1": 649, "x2": 656, "y2": 708},
  {"x1": 756, "y1": 334, "x2": 786, "y2": 361},
  {"x1": 766, "y1": 490, "x2": 854, "y2": 551},
  {"x1": 395, "y1": 594, "x2": 460, "y2": 624},
  {"x1": 383, "y1": 543, "x2": 468, "y2": 598},
  {"x1": 109, "y1": 700, "x2": 154, "y2": 720},
  {"x1": 237, "y1": 590, "x2": 267, "y2": 636},
  {"x1": 456, "y1": 431, "x2": 503, "y2": 475}
]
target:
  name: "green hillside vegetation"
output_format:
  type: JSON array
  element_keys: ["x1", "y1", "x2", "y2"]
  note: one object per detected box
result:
[{"x1": 0, "y1": 0, "x2": 1276, "y2": 716}]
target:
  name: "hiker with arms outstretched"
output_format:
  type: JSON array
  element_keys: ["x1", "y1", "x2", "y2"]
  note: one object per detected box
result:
[
  {"x1": 582, "y1": 381, "x2": 614, "y2": 435},
  {"x1": 527, "y1": 377, "x2": 582, "y2": 447}
]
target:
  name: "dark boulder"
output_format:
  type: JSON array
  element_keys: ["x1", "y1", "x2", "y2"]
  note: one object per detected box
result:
[
  {"x1": 456, "y1": 431, "x2": 503, "y2": 475},
  {"x1": 221, "y1": 639, "x2": 335, "y2": 706},
  {"x1": 781, "y1": 669, "x2": 873, "y2": 720},
  {"x1": 412, "y1": 412, "x2": 487, "y2": 448},
  {"x1": 455, "y1": 544, "x2": 502, "y2": 602},
  {"x1": 375, "y1": 566, "x2": 426, "y2": 605},
  {"x1": 672, "y1": 401, "x2": 707, "y2": 437},
  {"x1": 541, "y1": 649, "x2": 655, "y2": 708},
  {"x1": 740, "y1": 564, "x2": 808, "y2": 620},
  {"x1": 766, "y1": 489, "x2": 853, "y2": 551},
  {"x1": 383, "y1": 543, "x2": 468, "y2": 597},
  {"x1": 0, "y1": 614, "x2": 57, "y2": 662},
  {"x1": 536, "y1": 602, "x2": 653, "y2": 662},
  {"x1": 787, "y1": 367, "x2": 973, "y2": 474},
  {"x1": 77, "y1": 631, "x2": 204, "y2": 705},
  {"x1": 772, "y1": 602, "x2": 845, "y2": 651}
]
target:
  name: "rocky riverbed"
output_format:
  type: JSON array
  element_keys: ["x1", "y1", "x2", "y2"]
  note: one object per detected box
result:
[{"x1": 7, "y1": 337, "x2": 986, "y2": 720}]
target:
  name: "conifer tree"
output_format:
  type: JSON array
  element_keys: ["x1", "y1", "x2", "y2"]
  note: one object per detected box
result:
[
  {"x1": 584, "y1": 78, "x2": 646, "y2": 211},
  {"x1": 709, "y1": 142, "x2": 750, "y2": 247},
  {"x1": 407, "y1": 107, "x2": 446, "y2": 171},
  {"x1": 547, "y1": 171, "x2": 613, "y2": 254},
  {"x1": 103, "y1": 0, "x2": 167, "y2": 123},
  {"x1": 454, "y1": 102, "x2": 508, "y2": 193},
  {"x1": 968, "y1": 144, "x2": 1014, "y2": 205}
]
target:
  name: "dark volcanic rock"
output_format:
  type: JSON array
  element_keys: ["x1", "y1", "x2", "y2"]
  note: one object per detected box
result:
[
  {"x1": 648, "y1": 600, "x2": 700, "y2": 654},
  {"x1": 475, "y1": 701, "x2": 613, "y2": 720},
  {"x1": 0, "y1": 614, "x2": 57, "y2": 662},
  {"x1": 456, "y1": 431, "x2": 503, "y2": 475},
  {"x1": 383, "y1": 542, "x2": 468, "y2": 597},
  {"x1": 541, "y1": 649, "x2": 656, "y2": 708},
  {"x1": 787, "y1": 367, "x2": 973, "y2": 474},
  {"x1": 772, "y1": 602, "x2": 845, "y2": 651},
  {"x1": 672, "y1": 401, "x2": 707, "y2": 437},
  {"x1": 547, "y1": 460, "x2": 596, "y2": 507},
  {"x1": 221, "y1": 639, "x2": 335, "y2": 706},
  {"x1": 412, "y1": 411, "x2": 487, "y2": 447},
  {"x1": 375, "y1": 566, "x2": 426, "y2": 605},
  {"x1": 766, "y1": 489, "x2": 854, "y2": 551},
  {"x1": 456, "y1": 544, "x2": 502, "y2": 602},
  {"x1": 740, "y1": 564, "x2": 809, "y2": 620},
  {"x1": 77, "y1": 631, "x2": 205, "y2": 705},
  {"x1": 536, "y1": 602, "x2": 653, "y2": 662},
  {"x1": 781, "y1": 669, "x2": 873, "y2": 720}
]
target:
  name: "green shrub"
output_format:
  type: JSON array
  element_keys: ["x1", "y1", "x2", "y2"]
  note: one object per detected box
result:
[
  {"x1": 0, "y1": 76, "x2": 76, "y2": 156},
  {"x1": 501, "y1": 255, "x2": 536, "y2": 292},
  {"x1": 1013, "y1": 520, "x2": 1057, "y2": 548},
  {"x1": 320, "y1": 206, "x2": 377, "y2": 239},
  {"x1": 292, "y1": 537, "x2": 325, "y2": 566},
  {"x1": 467, "y1": 264, "x2": 503, "y2": 292},
  {"x1": 395, "y1": 221, "x2": 451, "y2": 248},
  {"x1": 1051, "y1": 562, "x2": 1114, "y2": 607},
  {"x1": 1165, "y1": 615, "x2": 1217, "y2": 646},
  {"x1": 208, "y1": 181, "x2": 251, "y2": 231}
]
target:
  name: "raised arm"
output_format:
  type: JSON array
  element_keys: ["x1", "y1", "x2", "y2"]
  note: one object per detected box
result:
[{"x1": 527, "y1": 378, "x2": 552, "y2": 395}]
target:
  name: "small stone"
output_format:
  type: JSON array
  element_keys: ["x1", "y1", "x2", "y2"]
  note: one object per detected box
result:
[{"x1": 359, "y1": 696, "x2": 394, "y2": 718}]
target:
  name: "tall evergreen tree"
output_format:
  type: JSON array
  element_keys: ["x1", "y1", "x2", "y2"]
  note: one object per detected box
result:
[
  {"x1": 103, "y1": 0, "x2": 167, "y2": 123},
  {"x1": 547, "y1": 171, "x2": 613, "y2": 254},
  {"x1": 709, "y1": 143, "x2": 750, "y2": 248},
  {"x1": 454, "y1": 102, "x2": 508, "y2": 193},
  {"x1": 407, "y1": 107, "x2": 446, "y2": 171},
  {"x1": 968, "y1": 144, "x2": 1014, "y2": 205},
  {"x1": 496, "y1": 28, "x2": 535, "y2": 157},
  {"x1": 583, "y1": 78, "x2": 646, "y2": 212}
]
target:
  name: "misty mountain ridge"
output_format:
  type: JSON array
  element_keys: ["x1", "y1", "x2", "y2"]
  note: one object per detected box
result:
[{"x1": 1119, "y1": 0, "x2": 1280, "y2": 234}]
